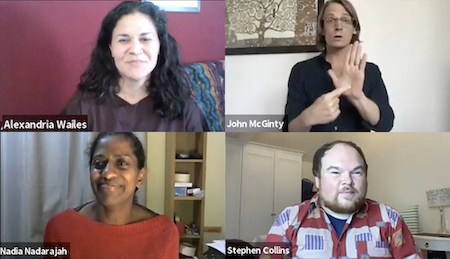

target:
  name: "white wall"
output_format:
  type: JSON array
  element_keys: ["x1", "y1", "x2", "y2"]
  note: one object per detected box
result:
[
  {"x1": 226, "y1": 53, "x2": 317, "y2": 115},
  {"x1": 226, "y1": 0, "x2": 450, "y2": 131}
]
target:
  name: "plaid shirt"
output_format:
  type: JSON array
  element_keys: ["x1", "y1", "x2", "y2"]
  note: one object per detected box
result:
[{"x1": 265, "y1": 194, "x2": 423, "y2": 259}]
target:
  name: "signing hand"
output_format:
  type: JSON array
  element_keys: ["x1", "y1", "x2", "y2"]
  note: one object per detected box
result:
[
  {"x1": 305, "y1": 86, "x2": 350, "y2": 126},
  {"x1": 328, "y1": 41, "x2": 367, "y2": 101}
]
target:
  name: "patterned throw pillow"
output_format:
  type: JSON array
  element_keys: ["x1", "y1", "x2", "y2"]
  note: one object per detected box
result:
[{"x1": 184, "y1": 61, "x2": 225, "y2": 131}]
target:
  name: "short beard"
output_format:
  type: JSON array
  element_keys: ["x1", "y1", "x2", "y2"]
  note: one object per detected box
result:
[{"x1": 319, "y1": 182, "x2": 367, "y2": 214}]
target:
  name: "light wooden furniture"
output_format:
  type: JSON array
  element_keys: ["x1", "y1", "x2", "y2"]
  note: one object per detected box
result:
[{"x1": 165, "y1": 133, "x2": 207, "y2": 258}]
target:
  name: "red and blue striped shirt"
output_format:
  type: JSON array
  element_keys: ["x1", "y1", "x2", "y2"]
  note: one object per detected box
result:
[{"x1": 265, "y1": 194, "x2": 423, "y2": 259}]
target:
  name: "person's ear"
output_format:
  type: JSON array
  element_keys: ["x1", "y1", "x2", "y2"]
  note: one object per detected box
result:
[
  {"x1": 136, "y1": 168, "x2": 146, "y2": 189},
  {"x1": 314, "y1": 176, "x2": 320, "y2": 190},
  {"x1": 109, "y1": 44, "x2": 114, "y2": 59}
]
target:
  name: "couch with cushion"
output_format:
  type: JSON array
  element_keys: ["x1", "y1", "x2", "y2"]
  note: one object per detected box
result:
[{"x1": 184, "y1": 60, "x2": 225, "y2": 131}]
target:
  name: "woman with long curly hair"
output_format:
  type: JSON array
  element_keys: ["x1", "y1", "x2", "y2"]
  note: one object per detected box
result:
[{"x1": 61, "y1": 1, "x2": 208, "y2": 132}]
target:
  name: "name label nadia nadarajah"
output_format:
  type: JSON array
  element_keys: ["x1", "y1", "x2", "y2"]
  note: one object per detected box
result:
[
  {"x1": 226, "y1": 119, "x2": 284, "y2": 130},
  {"x1": 0, "y1": 246, "x2": 68, "y2": 257},
  {"x1": 1, "y1": 119, "x2": 87, "y2": 130}
]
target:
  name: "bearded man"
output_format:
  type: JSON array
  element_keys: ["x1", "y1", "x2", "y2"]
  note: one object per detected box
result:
[{"x1": 263, "y1": 141, "x2": 423, "y2": 259}]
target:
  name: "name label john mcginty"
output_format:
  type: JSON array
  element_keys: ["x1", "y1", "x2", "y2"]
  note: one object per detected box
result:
[{"x1": 226, "y1": 119, "x2": 284, "y2": 130}]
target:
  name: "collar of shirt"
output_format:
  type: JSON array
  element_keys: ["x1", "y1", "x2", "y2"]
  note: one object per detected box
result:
[
  {"x1": 318, "y1": 52, "x2": 332, "y2": 70},
  {"x1": 109, "y1": 92, "x2": 152, "y2": 108}
]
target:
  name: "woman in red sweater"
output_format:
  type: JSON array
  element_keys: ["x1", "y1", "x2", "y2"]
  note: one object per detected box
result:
[{"x1": 44, "y1": 132, "x2": 179, "y2": 258}]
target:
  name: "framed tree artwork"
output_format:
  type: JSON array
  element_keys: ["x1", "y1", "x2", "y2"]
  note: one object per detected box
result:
[{"x1": 226, "y1": 0, "x2": 324, "y2": 55}]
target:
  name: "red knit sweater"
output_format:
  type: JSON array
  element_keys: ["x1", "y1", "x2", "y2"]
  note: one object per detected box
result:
[{"x1": 44, "y1": 209, "x2": 179, "y2": 259}]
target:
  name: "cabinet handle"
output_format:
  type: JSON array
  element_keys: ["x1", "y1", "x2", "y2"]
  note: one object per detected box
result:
[
  {"x1": 271, "y1": 213, "x2": 276, "y2": 216},
  {"x1": 425, "y1": 242, "x2": 429, "y2": 248}
]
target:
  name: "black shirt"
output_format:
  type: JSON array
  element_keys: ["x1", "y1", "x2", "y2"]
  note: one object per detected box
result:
[{"x1": 283, "y1": 53, "x2": 394, "y2": 132}]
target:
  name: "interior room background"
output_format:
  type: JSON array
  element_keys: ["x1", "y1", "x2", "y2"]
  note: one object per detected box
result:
[
  {"x1": 226, "y1": 132, "x2": 450, "y2": 241},
  {"x1": 0, "y1": 1, "x2": 225, "y2": 118},
  {"x1": 0, "y1": 132, "x2": 225, "y2": 246},
  {"x1": 225, "y1": 0, "x2": 450, "y2": 132}
]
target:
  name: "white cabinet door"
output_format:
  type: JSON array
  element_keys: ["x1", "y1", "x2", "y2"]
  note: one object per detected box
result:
[
  {"x1": 240, "y1": 145, "x2": 275, "y2": 242},
  {"x1": 225, "y1": 139, "x2": 243, "y2": 239},
  {"x1": 273, "y1": 150, "x2": 303, "y2": 216}
]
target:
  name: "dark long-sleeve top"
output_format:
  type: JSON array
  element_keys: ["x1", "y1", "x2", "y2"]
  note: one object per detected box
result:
[
  {"x1": 61, "y1": 90, "x2": 209, "y2": 132},
  {"x1": 284, "y1": 53, "x2": 394, "y2": 132}
]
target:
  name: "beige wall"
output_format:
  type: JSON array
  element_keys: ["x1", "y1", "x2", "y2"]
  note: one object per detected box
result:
[
  {"x1": 145, "y1": 132, "x2": 226, "y2": 244},
  {"x1": 146, "y1": 132, "x2": 166, "y2": 214},
  {"x1": 350, "y1": 133, "x2": 450, "y2": 233},
  {"x1": 302, "y1": 161, "x2": 313, "y2": 182},
  {"x1": 204, "y1": 133, "x2": 226, "y2": 243},
  {"x1": 302, "y1": 161, "x2": 318, "y2": 192}
]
